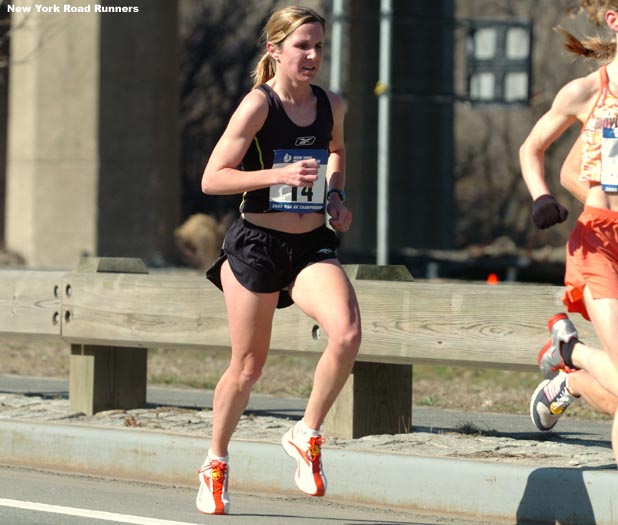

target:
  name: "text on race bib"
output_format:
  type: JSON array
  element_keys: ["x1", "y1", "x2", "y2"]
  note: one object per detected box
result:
[
  {"x1": 269, "y1": 149, "x2": 328, "y2": 213},
  {"x1": 601, "y1": 128, "x2": 618, "y2": 192}
]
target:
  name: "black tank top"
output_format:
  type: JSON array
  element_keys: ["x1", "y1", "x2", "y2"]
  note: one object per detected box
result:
[{"x1": 240, "y1": 84, "x2": 333, "y2": 214}]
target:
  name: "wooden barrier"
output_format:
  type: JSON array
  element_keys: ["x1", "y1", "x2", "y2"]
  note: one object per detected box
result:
[
  {"x1": 0, "y1": 258, "x2": 599, "y2": 439},
  {"x1": 68, "y1": 257, "x2": 149, "y2": 415},
  {"x1": 0, "y1": 269, "x2": 64, "y2": 336}
]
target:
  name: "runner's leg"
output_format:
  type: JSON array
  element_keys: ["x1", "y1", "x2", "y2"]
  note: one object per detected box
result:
[
  {"x1": 572, "y1": 287, "x2": 618, "y2": 462},
  {"x1": 209, "y1": 260, "x2": 278, "y2": 457},
  {"x1": 570, "y1": 289, "x2": 618, "y2": 397},
  {"x1": 566, "y1": 370, "x2": 618, "y2": 415},
  {"x1": 289, "y1": 260, "x2": 361, "y2": 430}
]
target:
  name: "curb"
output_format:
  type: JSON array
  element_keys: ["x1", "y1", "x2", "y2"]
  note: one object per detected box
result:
[{"x1": 1, "y1": 420, "x2": 617, "y2": 524}]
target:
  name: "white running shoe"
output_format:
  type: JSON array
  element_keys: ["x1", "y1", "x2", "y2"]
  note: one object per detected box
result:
[
  {"x1": 530, "y1": 371, "x2": 577, "y2": 432},
  {"x1": 538, "y1": 313, "x2": 579, "y2": 379},
  {"x1": 281, "y1": 424, "x2": 327, "y2": 496},
  {"x1": 196, "y1": 459, "x2": 229, "y2": 515}
]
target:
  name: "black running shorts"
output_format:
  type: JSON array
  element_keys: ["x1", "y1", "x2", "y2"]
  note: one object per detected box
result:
[{"x1": 206, "y1": 218, "x2": 340, "y2": 308}]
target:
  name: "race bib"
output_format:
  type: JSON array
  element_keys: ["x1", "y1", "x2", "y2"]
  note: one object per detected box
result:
[
  {"x1": 601, "y1": 128, "x2": 618, "y2": 192},
  {"x1": 269, "y1": 149, "x2": 328, "y2": 213}
]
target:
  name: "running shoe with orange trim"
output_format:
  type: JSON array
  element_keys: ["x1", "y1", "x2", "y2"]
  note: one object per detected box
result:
[
  {"x1": 196, "y1": 459, "x2": 229, "y2": 515},
  {"x1": 281, "y1": 424, "x2": 327, "y2": 496},
  {"x1": 538, "y1": 313, "x2": 579, "y2": 379}
]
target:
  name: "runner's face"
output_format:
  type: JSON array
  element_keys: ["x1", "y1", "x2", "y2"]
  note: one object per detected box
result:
[{"x1": 274, "y1": 22, "x2": 324, "y2": 82}]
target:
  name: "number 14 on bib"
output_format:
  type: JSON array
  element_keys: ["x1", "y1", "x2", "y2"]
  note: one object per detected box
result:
[{"x1": 269, "y1": 149, "x2": 328, "y2": 212}]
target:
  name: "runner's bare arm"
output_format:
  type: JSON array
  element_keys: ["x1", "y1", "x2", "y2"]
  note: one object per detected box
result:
[
  {"x1": 560, "y1": 134, "x2": 589, "y2": 203},
  {"x1": 520, "y1": 75, "x2": 599, "y2": 198}
]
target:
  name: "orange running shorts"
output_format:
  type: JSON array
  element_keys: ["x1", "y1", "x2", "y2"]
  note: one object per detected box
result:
[{"x1": 563, "y1": 205, "x2": 618, "y2": 321}]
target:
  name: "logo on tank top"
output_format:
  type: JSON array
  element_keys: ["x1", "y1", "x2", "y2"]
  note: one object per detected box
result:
[
  {"x1": 593, "y1": 116, "x2": 618, "y2": 130},
  {"x1": 295, "y1": 136, "x2": 316, "y2": 146}
]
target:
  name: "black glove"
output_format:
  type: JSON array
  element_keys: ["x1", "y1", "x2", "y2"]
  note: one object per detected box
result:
[{"x1": 531, "y1": 194, "x2": 568, "y2": 229}]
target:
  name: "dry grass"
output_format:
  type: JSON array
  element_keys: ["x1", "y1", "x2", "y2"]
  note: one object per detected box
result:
[
  {"x1": 0, "y1": 335, "x2": 610, "y2": 422},
  {"x1": 0, "y1": 335, "x2": 319, "y2": 398}
]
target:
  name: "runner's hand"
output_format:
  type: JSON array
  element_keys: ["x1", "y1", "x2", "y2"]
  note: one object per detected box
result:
[
  {"x1": 328, "y1": 198, "x2": 352, "y2": 232},
  {"x1": 531, "y1": 194, "x2": 568, "y2": 229},
  {"x1": 280, "y1": 159, "x2": 318, "y2": 187}
]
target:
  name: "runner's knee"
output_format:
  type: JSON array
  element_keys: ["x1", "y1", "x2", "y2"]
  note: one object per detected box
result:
[
  {"x1": 228, "y1": 358, "x2": 265, "y2": 390},
  {"x1": 327, "y1": 324, "x2": 361, "y2": 360}
]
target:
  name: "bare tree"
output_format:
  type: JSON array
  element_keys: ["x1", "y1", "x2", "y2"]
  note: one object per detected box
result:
[{"x1": 179, "y1": 0, "x2": 278, "y2": 220}]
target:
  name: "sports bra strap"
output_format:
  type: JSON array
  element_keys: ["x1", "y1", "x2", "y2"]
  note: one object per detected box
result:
[{"x1": 600, "y1": 64, "x2": 609, "y2": 88}]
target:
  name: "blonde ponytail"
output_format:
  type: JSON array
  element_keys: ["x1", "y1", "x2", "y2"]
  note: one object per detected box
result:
[
  {"x1": 557, "y1": 1, "x2": 618, "y2": 61},
  {"x1": 251, "y1": 52, "x2": 276, "y2": 89},
  {"x1": 555, "y1": 25, "x2": 617, "y2": 61}
]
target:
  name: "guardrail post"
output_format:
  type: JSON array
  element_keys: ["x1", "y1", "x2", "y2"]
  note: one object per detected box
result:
[
  {"x1": 68, "y1": 257, "x2": 149, "y2": 415},
  {"x1": 323, "y1": 264, "x2": 414, "y2": 439}
]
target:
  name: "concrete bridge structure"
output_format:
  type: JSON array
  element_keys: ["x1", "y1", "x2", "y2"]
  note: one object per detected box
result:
[{"x1": 4, "y1": 0, "x2": 179, "y2": 268}]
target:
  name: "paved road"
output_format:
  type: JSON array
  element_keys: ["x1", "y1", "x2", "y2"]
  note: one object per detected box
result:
[
  {"x1": 0, "y1": 465, "x2": 500, "y2": 525},
  {"x1": 0, "y1": 374, "x2": 616, "y2": 524}
]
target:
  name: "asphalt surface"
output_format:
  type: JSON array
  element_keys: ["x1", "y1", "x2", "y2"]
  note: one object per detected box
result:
[
  {"x1": 0, "y1": 374, "x2": 617, "y2": 524},
  {"x1": 3, "y1": 464, "x2": 487, "y2": 525}
]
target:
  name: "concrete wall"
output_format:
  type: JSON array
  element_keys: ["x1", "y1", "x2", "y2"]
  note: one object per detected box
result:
[{"x1": 5, "y1": 0, "x2": 179, "y2": 268}]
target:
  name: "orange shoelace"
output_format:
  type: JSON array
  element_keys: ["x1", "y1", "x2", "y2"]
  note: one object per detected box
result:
[
  {"x1": 199, "y1": 460, "x2": 228, "y2": 494},
  {"x1": 307, "y1": 436, "x2": 326, "y2": 464}
]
